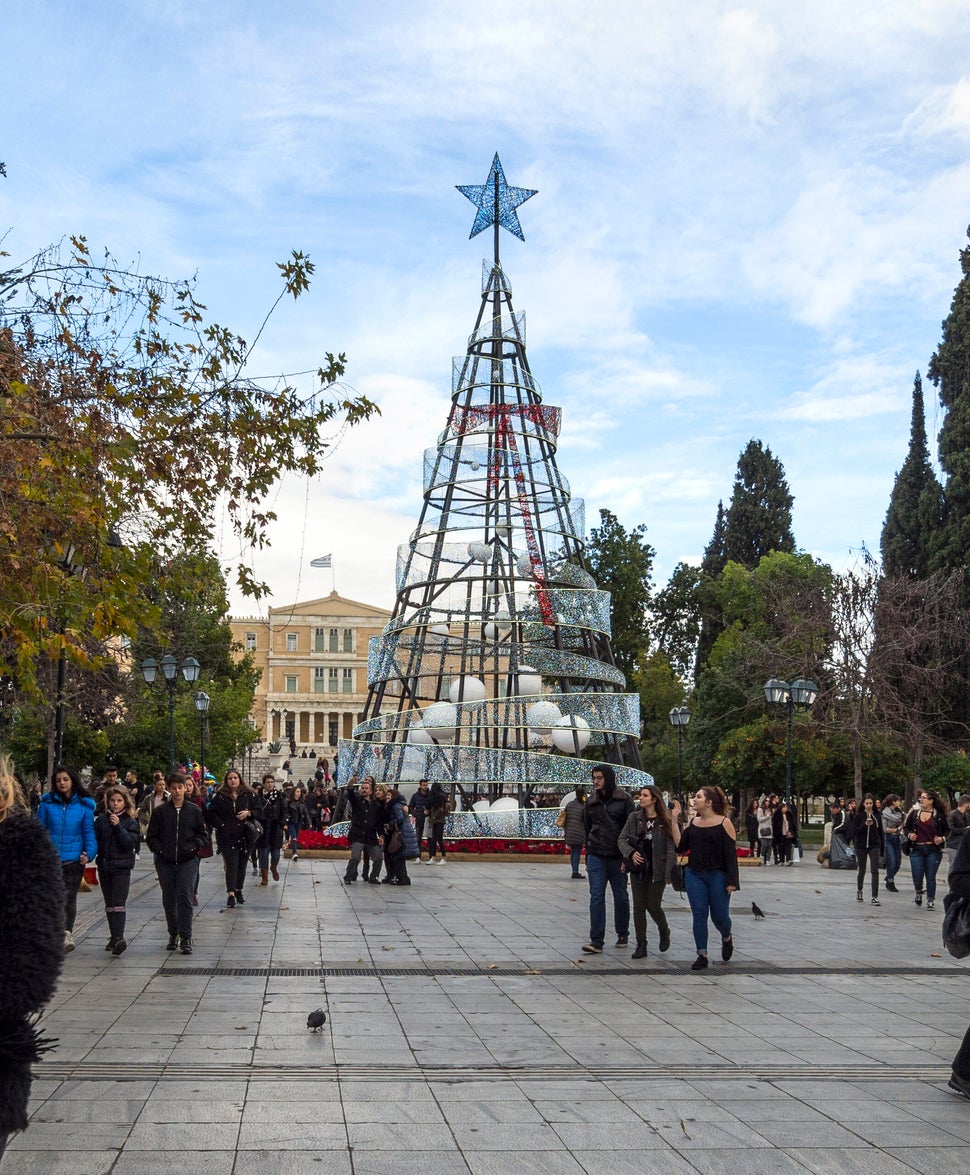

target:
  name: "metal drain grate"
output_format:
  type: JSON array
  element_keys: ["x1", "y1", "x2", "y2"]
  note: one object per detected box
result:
[{"x1": 158, "y1": 963, "x2": 965, "y2": 979}]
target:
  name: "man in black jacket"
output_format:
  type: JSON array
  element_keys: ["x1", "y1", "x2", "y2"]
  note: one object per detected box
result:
[
  {"x1": 581, "y1": 764, "x2": 635, "y2": 954},
  {"x1": 146, "y1": 775, "x2": 208, "y2": 954},
  {"x1": 343, "y1": 776, "x2": 381, "y2": 884}
]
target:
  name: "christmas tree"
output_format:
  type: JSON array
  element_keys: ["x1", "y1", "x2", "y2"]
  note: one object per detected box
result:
[{"x1": 338, "y1": 155, "x2": 652, "y2": 802}]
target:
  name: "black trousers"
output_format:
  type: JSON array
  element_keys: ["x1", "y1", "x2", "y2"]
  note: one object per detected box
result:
[
  {"x1": 856, "y1": 845, "x2": 880, "y2": 896},
  {"x1": 428, "y1": 821, "x2": 446, "y2": 858},
  {"x1": 221, "y1": 843, "x2": 248, "y2": 894},
  {"x1": 155, "y1": 856, "x2": 199, "y2": 938},
  {"x1": 62, "y1": 860, "x2": 84, "y2": 931}
]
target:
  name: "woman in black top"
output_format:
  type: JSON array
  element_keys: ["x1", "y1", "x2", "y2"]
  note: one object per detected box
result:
[
  {"x1": 846, "y1": 794, "x2": 884, "y2": 905},
  {"x1": 903, "y1": 789, "x2": 949, "y2": 910},
  {"x1": 679, "y1": 786, "x2": 740, "y2": 971},
  {"x1": 207, "y1": 769, "x2": 255, "y2": 908}
]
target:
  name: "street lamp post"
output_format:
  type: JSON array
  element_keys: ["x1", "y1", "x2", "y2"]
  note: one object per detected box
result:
[
  {"x1": 140, "y1": 655, "x2": 201, "y2": 771},
  {"x1": 668, "y1": 705, "x2": 691, "y2": 798},
  {"x1": 763, "y1": 678, "x2": 818, "y2": 806},
  {"x1": 194, "y1": 691, "x2": 210, "y2": 789}
]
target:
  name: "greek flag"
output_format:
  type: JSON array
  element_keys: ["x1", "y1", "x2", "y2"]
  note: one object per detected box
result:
[{"x1": 310, "y1": 554, "x2": 333, "y2": 568}]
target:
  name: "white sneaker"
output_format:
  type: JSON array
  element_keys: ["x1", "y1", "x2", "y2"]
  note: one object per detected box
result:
[
  {"x1": 436, "y1": 858, "x2": 447, "y2": 866},
  {"x1": 424, "y1": 858, "x2": 437, "y2": 865},
  {"x1": 64, "y1": 930, "x2": 75, "y2": 953}
]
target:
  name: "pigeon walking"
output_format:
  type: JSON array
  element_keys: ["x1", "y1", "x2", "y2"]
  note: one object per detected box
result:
[
  {"x1": 751, "y1": 902, "x2": 766, "y2": 920},
  {"x1": 306, "y1": 1009, "x2": 327, "y2": 1032}
]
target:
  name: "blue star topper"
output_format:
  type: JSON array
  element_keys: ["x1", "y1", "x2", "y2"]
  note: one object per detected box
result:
[{"x1": 456, "y1": 153, "x2": 537, "y2": 241}]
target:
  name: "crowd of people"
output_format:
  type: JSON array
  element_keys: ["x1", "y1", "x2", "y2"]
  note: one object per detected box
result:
[{"x1": 6, "y1": 750, "x2": 970, "y2": 1139}]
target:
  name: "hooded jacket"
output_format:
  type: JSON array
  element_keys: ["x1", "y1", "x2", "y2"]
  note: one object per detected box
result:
[
  {"x1": 36, "y1": 790, "x2": 97, "y2": 863},
  {"x1": 582, "y1": 766, "x2": 634, "y2": 858}
]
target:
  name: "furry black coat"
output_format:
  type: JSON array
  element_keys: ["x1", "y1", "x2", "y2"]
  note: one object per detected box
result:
[{"x1": 0, "y1": 813, "x2": 65, "y2": 1135}]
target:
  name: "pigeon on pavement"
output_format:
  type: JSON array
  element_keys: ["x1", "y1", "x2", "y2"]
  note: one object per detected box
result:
[
  {"x1": 751, "y1": 902, "x2": 766, "y2": 919},
  {"x1": 306, "y1": 1009, "x2": 327, "y2": 1032}
]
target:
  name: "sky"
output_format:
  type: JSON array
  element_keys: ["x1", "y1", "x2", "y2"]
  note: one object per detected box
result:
[{"x1": 4, "y1": 1, "x2": 970, "y2": 619}]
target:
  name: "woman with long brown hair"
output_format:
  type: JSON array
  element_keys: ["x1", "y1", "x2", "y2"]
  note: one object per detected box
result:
[
  {"x1": 207, "y1": 768, "x2": 255, "y2": 908},
  {"x1": 618, "y1": 785, "x2": 682, "y2": 958},
  {"x1": 678, "y1": 785, "x2": 740, "y2": 971},
  {"x1": 904, "y1": 788, "x2": 949, "y2": 910}
]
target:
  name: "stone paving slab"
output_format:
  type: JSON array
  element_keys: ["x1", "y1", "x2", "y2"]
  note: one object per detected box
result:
[{"x1": 2, "y1": 854, "x2": 969, "y2": 1174}]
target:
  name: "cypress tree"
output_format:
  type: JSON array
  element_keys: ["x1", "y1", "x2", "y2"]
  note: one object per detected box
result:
[
  {"x1": 928, "y1": 227, "x2": 970, "y2": 574},
  {"x1": 881, "y1": 373, "x2": 943, "y2": 578},
  {"x1": 723, "y1": 439, "x2": 795, "y2": 569},
  {"x1": 702, "y1": 500, "x2": 727, "y2": 577}
]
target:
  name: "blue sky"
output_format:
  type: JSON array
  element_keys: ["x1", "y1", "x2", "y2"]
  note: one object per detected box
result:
[{"x1": 5, "y1": 1, "x2": 970, "y2": 617}]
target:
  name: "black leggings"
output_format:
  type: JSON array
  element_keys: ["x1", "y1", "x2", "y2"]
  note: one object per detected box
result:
[
  {"x1": 856, "y1": 845, "x2": 880, "y2": 896},
  {"x1": 62, "y1": 860, "x2": 84, "y2": 931},
  {"x1": 100, "y1": 868, "x2": 132, "y2": 941},
  {"x1": 427, "y1": 821, "x2": 446, "y2": 858}
]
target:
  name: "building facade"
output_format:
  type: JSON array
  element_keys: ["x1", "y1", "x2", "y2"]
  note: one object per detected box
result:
[{"x1": 230, "y1": 591, "x2": 391, "y2": 755}]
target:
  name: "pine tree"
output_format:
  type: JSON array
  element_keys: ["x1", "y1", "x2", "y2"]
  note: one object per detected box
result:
[
  {"x1": 929, "y1": 227, "x2": 970, "y2": 575},
  {"x1": 881, "y1": 373, "x2": 943, "y2": 578},
  {"x1": 723, "y1": 440, "x2": 795, "y2": 569}
]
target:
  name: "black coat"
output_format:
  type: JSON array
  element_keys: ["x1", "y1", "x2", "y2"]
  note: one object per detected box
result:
[
  {"x1": 845, "y1": 809, "x2": 884, "y2": 855},
  {"x1": 0, "y1": 813, "x2": 65, "y2": 1134},
  {"x1": 207, "y1": 788, "x2": 256, "y2": 851},
  {"x1": 93, "y1": 812, "x2": 141, "y2": 871},
  {"x1": 346, "y1": 787, "x2": 380, "y2": 844},
  {"x1": 254, "y1": 789, "x2": 286, "y2": 850},
  {"x1": 583, "y1": 787, "x2": 635, "y2": 858},
  {"x1": 146, "y1": 800, "x2": 208, "y2": 864}
]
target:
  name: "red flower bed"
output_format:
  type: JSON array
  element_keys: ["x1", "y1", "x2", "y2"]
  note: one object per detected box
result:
[{"x1": 296, "y1": 830, "x2": 567, "y2": 854}]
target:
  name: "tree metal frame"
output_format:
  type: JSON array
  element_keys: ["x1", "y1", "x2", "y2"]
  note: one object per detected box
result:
[{"x1": 338, "y1": 156, "x2": 652, "y2": 801}]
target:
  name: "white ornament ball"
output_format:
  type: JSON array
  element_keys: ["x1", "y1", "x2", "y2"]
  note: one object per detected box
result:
[
  {"x1": 472, "y1": 799, "x2": 491, "y2": 813},
  {"x1": 448, "y1": 676, "x2": 486, "y2": 704},
  {"x1": 526, "y1": 700, "x2": 563, "y2": 735},
  {"x1": 467, "y1": 541, "x2": 490, "y2": 563},
  {"x1": 408, "y1": 723, "x2": 433, "y2": 745},
  {"x1": 516, "y1": 552, "x2": 537, "y2": 578},
  {"x1": 551, "y1": 715, "x2": 591, "y2": 753},
  {"x1": 482, "y1": 623, "x2": 500, "y2": 642},
  {"x1": 422, "y1": 702, "x2": 458, "y2": 741},
  {"x1": 428, "y1": 622, "x2": 450, "y2": 643},
  {"x1": 515, "y1": 666, "x2": 542, "y2": 696},
  {"x1": 489, "y1": 797, "x2": 518, "y2": 812}
]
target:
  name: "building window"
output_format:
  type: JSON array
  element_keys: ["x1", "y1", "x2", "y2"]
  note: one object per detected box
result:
[
  {"x1": 285, "y1": 675, "x2": 298, "y2": 693},
  {"x1": 343, "y1": 627, "x2": 353, "y2": 653},
  {"x1": 328, "y1": 667, "x2": 338, "y2": 693},
  {"x1": 245, "y1": 632, "x2": 257, "y2": 651},
  {"x1": 314, "y1": 627, "x2": 326, "y2": 653},
  {"x1": 328, "y1": 718, "x2": 339, "y2": 745},
  {"x1": 286, "y1": 632, "x2": 297, "y2": 652},
  {"x1": 314, "y1": 668, "x2": 326, "y2": 693},
  {"x1": 329, "y1": 627, "x2": 339, "y2": 653},
  {"x1": 342, "y1": 668, "x2": 354, "y2": 694}
]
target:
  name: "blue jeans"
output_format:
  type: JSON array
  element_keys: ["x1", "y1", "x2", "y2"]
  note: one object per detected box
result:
[
  {"x1": 684, "y1": 867, "x2": 733, "y2": 953},
  {"x1": 586, "y1": 854, "x2": 629, "y2": 946},
  {"x1": 569, "y1": 845, "x2": 583, "y2": 875},
  {"x1": 884, "y1": 835, "x2": 901, "y2": 882},
  {"x1": 909, "y1": 846, "x2": 943, "y2": 901}
]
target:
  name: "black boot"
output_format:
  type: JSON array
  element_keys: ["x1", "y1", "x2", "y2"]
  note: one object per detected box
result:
[{"x1": 632, "y1": 942, "x2": 647, "y2": 959}]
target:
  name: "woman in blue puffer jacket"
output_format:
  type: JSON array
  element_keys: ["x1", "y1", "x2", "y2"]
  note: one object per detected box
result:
[{"x1": 36, "y1": 765, "x2": 97, "y2": 953}]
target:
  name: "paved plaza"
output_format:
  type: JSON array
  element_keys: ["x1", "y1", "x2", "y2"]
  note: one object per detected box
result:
[{"x1": 3, "y1": 851, "x2": 969, "y2": 1174}]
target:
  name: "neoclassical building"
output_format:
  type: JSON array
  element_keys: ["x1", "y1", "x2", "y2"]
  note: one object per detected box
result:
[{"x1": 230, "y1": 591, "x2": 392, "y2": 753}]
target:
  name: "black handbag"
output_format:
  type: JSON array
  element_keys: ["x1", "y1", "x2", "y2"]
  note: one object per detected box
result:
[
  {"x1": 242, "y1": 818, "x2": 264, "y2": 851},
  {"x1": 670, "y1": 863, "x2": 686, "y2": 893},
  {"x1": 943, "y1": 895, "x2": 970, "y2": 960}
]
